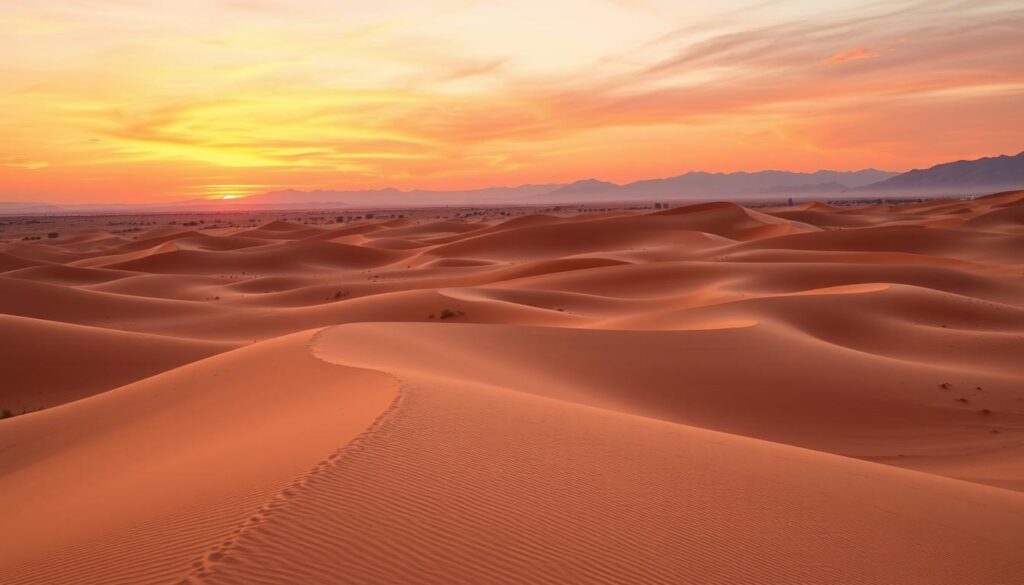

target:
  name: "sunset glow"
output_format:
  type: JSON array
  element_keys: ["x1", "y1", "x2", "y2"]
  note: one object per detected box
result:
[{"x1": 2, "y1": 0, "x2": 1023, "y2": 203}]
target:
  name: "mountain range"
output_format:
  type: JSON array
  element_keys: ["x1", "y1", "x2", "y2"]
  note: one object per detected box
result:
[
  {"x1": 2, "y1": 151, "x2": 1021, "y2": 214},
  {"x1": 243, "y1": 170, "x2": 896, "y2": 207},
  {"x1": 540, "y1": 169, "x2": 893, "y2": 202},
  {"x1": 853, "y1": 151, "x2": 1024, "y2": 195},
  {"x1": 242, "y1": 151, "x2": 1024, "y2": 207}
]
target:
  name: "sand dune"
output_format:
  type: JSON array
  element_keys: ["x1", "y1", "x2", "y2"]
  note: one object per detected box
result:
[
  {"x1": 315, "y1": 320, "x2": 1023, "y2": 471},
  {"x1": 209, "y1": 332, "x2": 1014, "y2": 585},
  {"x1": 0, "y1": 251, "x2": 42, "y2": 272},
  {"x1": 4, "y1": 264, "x2": 138, "y2": 286},
  {"x1": 1, "y1": 192, "x2": 1022, "y2": 583},
  {"x1": 104, "y1": 240, "x2": 409, "y2": 274},
  {"x1": 0, "y1": 314, "x2": 236, "y2": 410},
  {"x1": 0, "y1": 332, "x2": 398, "y2": 585}
]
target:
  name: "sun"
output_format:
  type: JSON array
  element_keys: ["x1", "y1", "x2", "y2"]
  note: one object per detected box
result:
[{"x1": 221, "y1": 194, "x2": 240, "y2": 200}]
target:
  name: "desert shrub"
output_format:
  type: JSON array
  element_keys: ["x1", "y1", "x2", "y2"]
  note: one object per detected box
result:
[
  {"x1": 47, "y1": 232, "x2": 59, "y2": 239},
  {"x1": 1, "y1": 409, "x2": 12, "y2": 419},
  {"x1": 439, "y1": 308, "x2": 463, "y2": 320}
]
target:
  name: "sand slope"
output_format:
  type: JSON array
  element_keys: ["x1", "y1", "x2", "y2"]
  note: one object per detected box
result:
[
  {"x1": 186, "y1": 330, "x2": 1021, "y2": 584},
  {"x1": 0, "y1": 314, "x2": 236, "y2": 410},
  {"x1": 0, "y1": 331, "x2": 398, "y2": 585}
]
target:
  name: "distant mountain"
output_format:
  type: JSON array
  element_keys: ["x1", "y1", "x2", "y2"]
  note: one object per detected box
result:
[
  {"x1": 0, "y1": 201, "x2": 63, "y2": 214},
  {"x1": 542, "y1": 169, "x2": 897, "y2": 202},
  {"x1": 6, "y1": 152, "x2": 1022, "y2": 215},
  {"x1": 545, "y1": 179, "x2": 619, "y2": 198},
  {"x1": 242, "y1": 170, "x2": 900, "y2": 208},
  {"x1": 858, "y1": 151, "x2": 1024, "y2": 195},
  {"x1": 758, "y1": 181, "x2": 848, "y2": 195},
  {"x1": 247, "y1": 184, "x2": 560, "y2": 207},
  {"x1": 247, "y1": 188, "x2": 394, "y2": 205}
]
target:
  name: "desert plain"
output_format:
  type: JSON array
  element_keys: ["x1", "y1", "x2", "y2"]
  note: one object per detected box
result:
[{"x1": 1, "y1": 192, "x2": 1023, "y2": 583}]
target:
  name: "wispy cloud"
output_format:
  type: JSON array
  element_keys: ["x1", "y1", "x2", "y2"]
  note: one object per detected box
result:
[
  {"x1": 0, "y1": 157, "x2": 49, "y2": 170},
  {"x1": 822, "y1": 47, "x2": 878, "y2": 65}
]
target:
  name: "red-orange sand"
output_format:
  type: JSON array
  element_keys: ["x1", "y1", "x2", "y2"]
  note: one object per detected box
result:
[{"x1": 2, "y1": 192, "x2": 1023, "y2": 583}]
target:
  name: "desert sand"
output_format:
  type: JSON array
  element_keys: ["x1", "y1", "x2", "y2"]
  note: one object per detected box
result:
[{"x1": 1, "y1": 192, "x2": 1023, "y2": 583}]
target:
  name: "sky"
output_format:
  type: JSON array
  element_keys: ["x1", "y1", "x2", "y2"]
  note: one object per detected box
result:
[{"x1": 1, "y1": 0, "x2": 1022, "y2": 203}]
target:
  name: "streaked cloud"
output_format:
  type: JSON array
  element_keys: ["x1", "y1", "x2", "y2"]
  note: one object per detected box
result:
[
  {"x1": 822, "y1": 47, "x2": 877, "y2": 65},
  {"x1": 0, "y1": 157, "x2": 49, "y2": 170}
]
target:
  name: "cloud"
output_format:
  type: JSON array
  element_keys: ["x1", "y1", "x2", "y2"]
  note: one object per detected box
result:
[
  {"x1": 434, "y1": 58, "x2": 506, "y2": 83},
  {"x1": 822, "y1": 47, "x2": 878, "y2": 65},
  {"x1": 0, "y1": 157, "x2": 48, "y2": 170}
]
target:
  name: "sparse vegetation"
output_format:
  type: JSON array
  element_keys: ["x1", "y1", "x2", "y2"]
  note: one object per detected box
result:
[
  {"x1": 439, "y1": 308, "x2": 464, "y2": 320},
  {"x1": 48, "y1": 231, "x2": 59, "y2": 239},
  {"x1": 333, "y1": 290, "x2": 349, "y2": 300},
  {"x1": 1, "y1": 409, "x2": 12, "y2": 419}
]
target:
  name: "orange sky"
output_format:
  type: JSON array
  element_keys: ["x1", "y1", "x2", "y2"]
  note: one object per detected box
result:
[{"x1": 2, "y1": 0, "x2": 1023, "y2": 203}]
